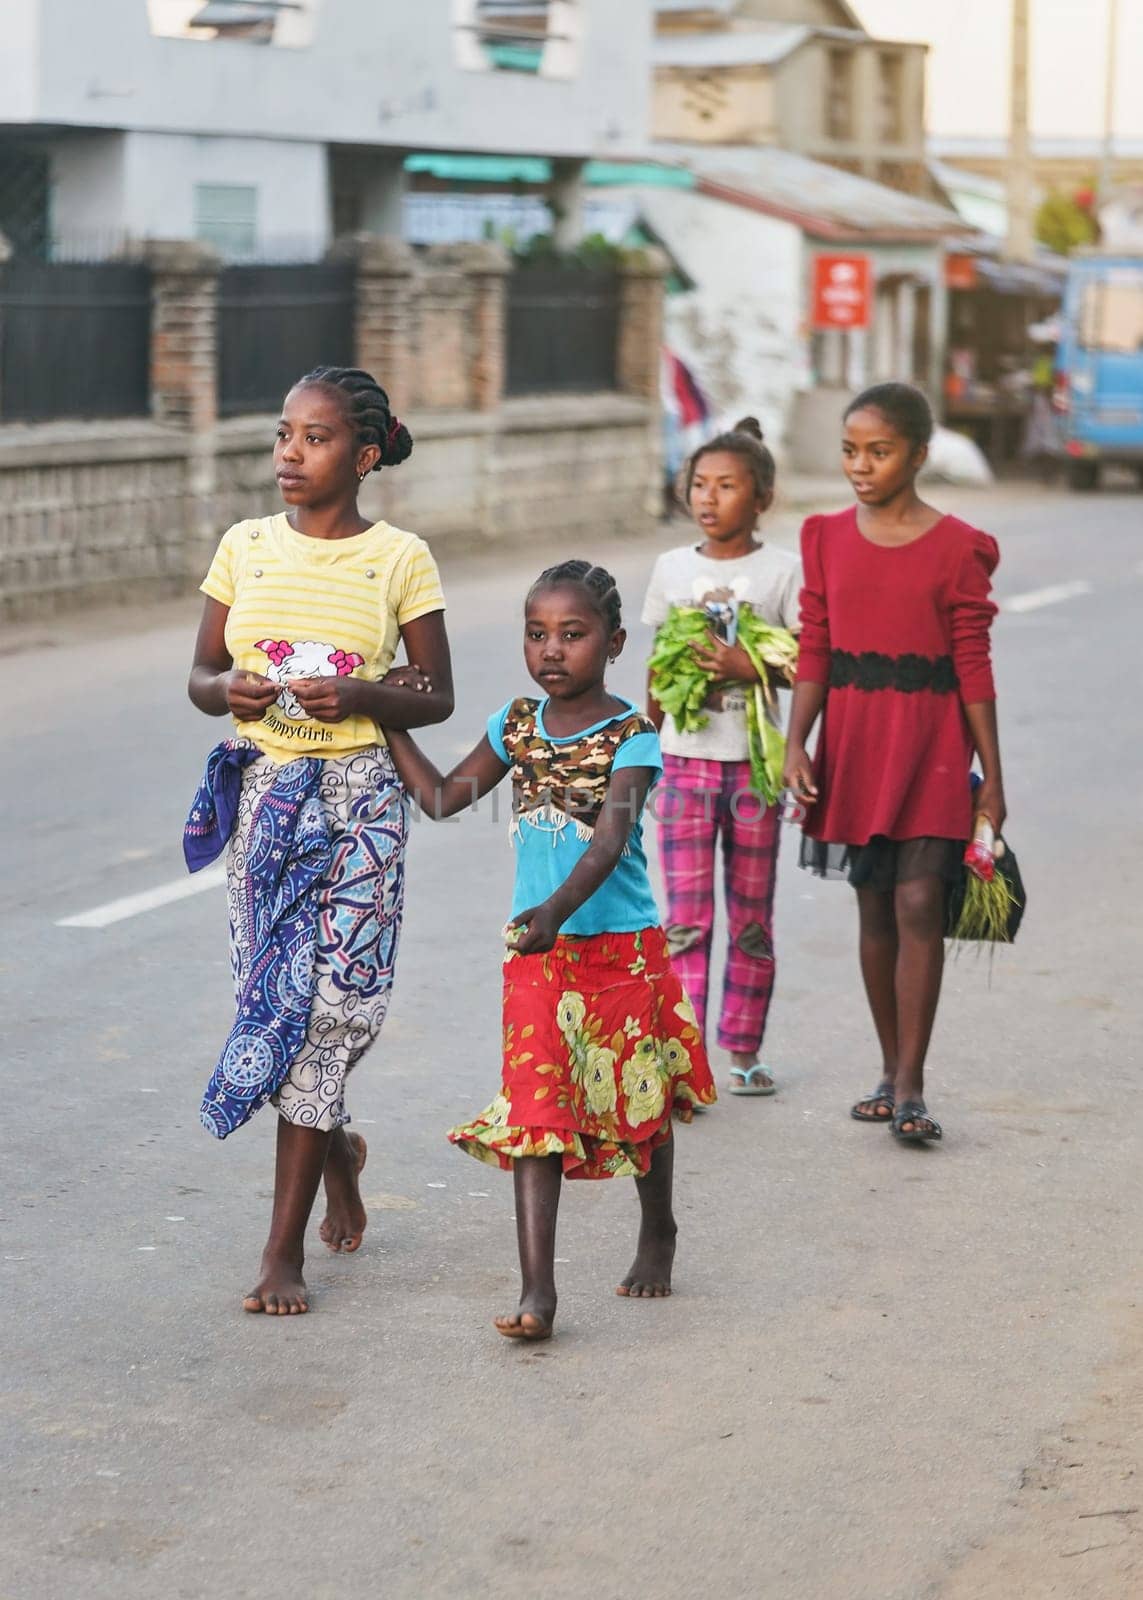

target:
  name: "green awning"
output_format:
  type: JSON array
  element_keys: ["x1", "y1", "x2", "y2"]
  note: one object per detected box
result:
[{"x1": 403, "y1": 154, "x2": 696, "y2": 190}]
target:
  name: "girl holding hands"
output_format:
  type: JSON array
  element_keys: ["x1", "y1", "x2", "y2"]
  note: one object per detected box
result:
[{"x1": 384, "y1": 560, "x2": 715, "y2": 1341}]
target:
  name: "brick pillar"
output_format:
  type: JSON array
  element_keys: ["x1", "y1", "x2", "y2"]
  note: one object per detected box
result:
[
  {"x1": 617, "y1": 247, "x2": 668, "y2": 522},
  {"x1": 144, "y1": 240, "x2": 220, "y2": 430},
  {"x1": 616, "y1": 246, "x2": 668, "y2": 401},
  {"x1": 331, "y1": 235, "x2": 419, "y2": 407},
  {"x1": 440, "y1": 241, "x2": 509, "y2": 412}
]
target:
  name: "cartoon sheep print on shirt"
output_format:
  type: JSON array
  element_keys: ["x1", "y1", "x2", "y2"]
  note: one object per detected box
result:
[{"x1": 255, "y1": 638, "x2": 364, "y2": 720}]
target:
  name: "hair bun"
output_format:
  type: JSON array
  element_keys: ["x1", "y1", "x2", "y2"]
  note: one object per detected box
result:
[
  {"x1": 732, "y1": 415, "x2": 764, "y2": 441},
  {"x1": 380, "y1": 420, "x2": 413, "y2": 469}
]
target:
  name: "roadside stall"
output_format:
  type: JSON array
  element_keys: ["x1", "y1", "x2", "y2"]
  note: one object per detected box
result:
[{"x1": 942, "y1": 245, "x2": 1065, "y2": 464}]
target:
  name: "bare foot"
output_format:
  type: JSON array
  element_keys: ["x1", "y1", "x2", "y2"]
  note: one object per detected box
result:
[
  {"x1": 243, "y1": 1252, "x2": 309, "y2": 1315},
  {"x1": 494, "y1": 1291, "x2": 556, "y2": 1341},
  {"x1": 617, "y1": 1222, "x2": 677, "y2": 1299},
  {"x1": 320, "y1": 1130, "x2": 368, "y2": 1253}
]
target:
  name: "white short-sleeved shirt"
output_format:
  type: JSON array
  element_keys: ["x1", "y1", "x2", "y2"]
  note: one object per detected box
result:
[{"x1": 641, "y1": 542, "x2": 802, "y2": 762}]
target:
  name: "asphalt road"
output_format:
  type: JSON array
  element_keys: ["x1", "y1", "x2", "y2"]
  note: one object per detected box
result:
[{"x1": 2, "y1": 482, "x2": 1141, "y2": 1600}]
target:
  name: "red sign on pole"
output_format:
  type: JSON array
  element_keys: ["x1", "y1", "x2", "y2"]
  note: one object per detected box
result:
[{"x1": 811, "y1": 255, "x2": 871, "y2": 330}]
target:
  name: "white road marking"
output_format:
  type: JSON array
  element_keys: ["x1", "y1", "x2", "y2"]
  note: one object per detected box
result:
[
  {"x1": 1002, "y1": 580, "x2": 1093, "y2": 614},
  {"x1": 56, "y1": 866, "x2": 225, "y2": 929}
]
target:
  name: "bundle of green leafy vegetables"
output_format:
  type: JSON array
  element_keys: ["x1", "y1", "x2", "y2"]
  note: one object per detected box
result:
[{"x1": 648, "y1": 605, "x2": 799, "y2": 805}]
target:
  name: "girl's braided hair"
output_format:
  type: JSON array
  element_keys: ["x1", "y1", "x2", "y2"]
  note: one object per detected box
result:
[
  {"x1": 683, "y1": 415, "x2": 776, "y2": 503},
  {"x1": 296, "y1": 365, "x2": 413, "y2": 469},
  {"x1": 845, "y1": 382, "x2": 934, "y2": 448},
  {"x1": 529, "y1": 559, "x2": 622, "y2": 633}
]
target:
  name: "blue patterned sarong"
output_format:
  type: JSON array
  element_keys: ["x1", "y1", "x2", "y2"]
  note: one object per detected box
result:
[{"x1": 185, "y1": 742, "x2": 330, "y2": 1139}]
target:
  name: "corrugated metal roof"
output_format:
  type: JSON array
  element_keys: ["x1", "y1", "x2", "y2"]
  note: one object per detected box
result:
[
  {"x1": 657, "y1": 144, "x2": 966, "y2": 240},
  {"x1": 655, "y1": 0, "x2": 866, "y2": 28},
  {"x1": 654, "y1": 26, "x2": 816, "y2": 68}
]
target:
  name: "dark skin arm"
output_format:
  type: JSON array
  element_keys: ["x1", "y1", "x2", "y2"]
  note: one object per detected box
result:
[
  {"x1": 964, "y1": 701, "x2": 1006, "y2": 832},
  {"x1": 187, "y1": 600, "x2": 455, "y2": 729},
  {"x1": 385, "y1": 729, "x2": 655, "y2": 955},
  {"x1": 383, "y1": 728, "x2": 508, "y2": 819},
  {"x1": 648, "y1": 636, "x2": 790, "y2": 727},
  {"x1": 689, "y1": 632, "x2": 761, "y2": 687},
  {"x1": 188, "y1": 599, "x2": 278, "y2": 720},
  {"x1": 781, "y1": 679, "x2": 826, "y2": 804},
  {"x1": 783, "y1": 685, "x2": 1008, "y2": 832},
  {"x1": 645, "y1": 667, "x2": 665, "y2": 733},
  {"x1": 511, "y1": 766, "x2": 655, "y2": 955}
]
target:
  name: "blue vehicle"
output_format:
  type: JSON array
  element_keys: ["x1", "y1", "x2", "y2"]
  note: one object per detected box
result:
[{"x1": 1054, "y1": 253, "x2": 1143, "y2": 489}]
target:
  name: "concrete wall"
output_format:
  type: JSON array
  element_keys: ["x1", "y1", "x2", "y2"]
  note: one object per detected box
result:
[
  {"x1": 652, "y1": 67, "x2": 778, "y2": 146},
  {"x1": 624, "y1": 187, "x2": 807, "y2": 448},
  {"x1": 129, "y1": 132, "x2": 329, "y2": 253},
  {"x1": 0, "y1": 399, "x2": 659, "y2": 619},
  {"x1": 43, "y1": 129, "x2": 331, "y2": 257},
  {"x1": 0, "y1": 236, "x2": 666, "y2": 618},
  {"x1": 775, "y1": 40, "x2": 928, "y2": 191},
  {"x1": 0, "y1": 1, "x2": 39, "y2": 120},
  {"x1": 23, "y1": 0, "x2": 650, "y2": 161},
  {"x1": 49, "y1": 135, "x2": 128, "y2": 249},
  {"x1": 792, "y1": 238, "x2": 947, "y2": 471}
]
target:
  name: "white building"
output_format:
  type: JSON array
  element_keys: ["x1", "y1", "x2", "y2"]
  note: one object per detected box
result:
[
  {"x1": 598, "y1": 146, "x2": 966, "y2": 466},
  {"x1": 0, "y1": 0, "x2": 651, "y2": 258}
]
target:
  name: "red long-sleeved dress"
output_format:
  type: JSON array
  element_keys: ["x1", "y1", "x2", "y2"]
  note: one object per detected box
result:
[{"x1": 795, "y1": 507, "x2": 998, "y2": 848}]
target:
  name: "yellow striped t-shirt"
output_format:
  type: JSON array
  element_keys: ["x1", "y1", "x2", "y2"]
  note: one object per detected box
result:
[{"x1": 201, "y1": 513, "x2": 446, "y2": 763}]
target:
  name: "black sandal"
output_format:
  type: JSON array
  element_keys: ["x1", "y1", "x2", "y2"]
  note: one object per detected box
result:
[
  {"x1": 850, "y1": 1081, "x2": 895, "y2": 1123},
  {"x1": 891, "y1": 1100, "x2": 942, "y2": 1143}
]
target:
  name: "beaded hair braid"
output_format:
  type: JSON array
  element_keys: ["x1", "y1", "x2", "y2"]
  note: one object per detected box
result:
[
  {"x1": 530, "y1": 559, "x2": 623, "y2": 634},
  {"x1": 297, "y1": 365, "x2": 414, "y2": 469}
]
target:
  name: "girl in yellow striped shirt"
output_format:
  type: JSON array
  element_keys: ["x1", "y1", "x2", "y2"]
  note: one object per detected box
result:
[{"x1": 188, "y1": 366, "x2": 454, "y2": 1316}]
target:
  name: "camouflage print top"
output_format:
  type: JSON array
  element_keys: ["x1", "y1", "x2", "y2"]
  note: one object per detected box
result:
[
  {"x1": 500, "y1": 697, "x2": 660, "y2": 838},
  {"x1": 487, "y1": 695, "x2": 664, "y2": 935}
]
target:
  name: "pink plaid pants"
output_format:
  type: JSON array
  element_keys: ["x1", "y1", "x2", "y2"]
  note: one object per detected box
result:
[{"x1": 657, "y1": 754, "x2": 781, "y2": 1055}]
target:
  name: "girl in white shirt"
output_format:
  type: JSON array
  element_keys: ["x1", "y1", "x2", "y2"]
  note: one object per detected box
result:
[{"x1": 642, "y1": 418, "x2": 801, "y2": 1097}]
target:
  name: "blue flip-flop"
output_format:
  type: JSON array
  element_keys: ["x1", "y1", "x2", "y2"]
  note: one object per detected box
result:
[{"x1": 728, "y1": 1064, "x2": 777, "y2": 1097}]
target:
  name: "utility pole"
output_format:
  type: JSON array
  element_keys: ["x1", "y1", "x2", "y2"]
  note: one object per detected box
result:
[
  {"x1": 1005, "y1": 0, "x2": 1034, "y2": 262},
  {"x1": 1098, "y1": 0, "x2": 1120, "y2": 211}
]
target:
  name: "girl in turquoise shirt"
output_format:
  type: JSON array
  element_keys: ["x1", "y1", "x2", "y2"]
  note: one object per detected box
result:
[{"x1": 384, "y1": 559, "x2": 715, "y2": 1342}]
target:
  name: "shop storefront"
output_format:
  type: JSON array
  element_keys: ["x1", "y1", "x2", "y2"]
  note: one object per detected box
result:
[{"x1": 943, "y1": 247, "x2": 1065, "y2": 463}]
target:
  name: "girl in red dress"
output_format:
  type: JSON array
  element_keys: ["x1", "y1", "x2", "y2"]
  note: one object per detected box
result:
[{"x1": 783, "y1": 384, "x2": 1005, "y2": 1143}]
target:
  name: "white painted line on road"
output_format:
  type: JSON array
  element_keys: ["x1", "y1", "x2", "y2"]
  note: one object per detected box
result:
[
  {"x1": 1002, "y1": 580, "x2": 1093, "y2": 614},
  {"x1": 56, "y1": 866, "x2": 225, "y2": 929}
]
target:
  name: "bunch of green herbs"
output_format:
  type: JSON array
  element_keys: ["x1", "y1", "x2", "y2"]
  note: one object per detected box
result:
[{"x1": 648, "y1": 605, "x2": 799, "y2": 805}]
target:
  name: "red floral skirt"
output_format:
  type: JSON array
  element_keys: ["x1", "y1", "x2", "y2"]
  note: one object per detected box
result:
[{"x1": 447, "y1": 926, "x2": 716, "y2": 1180}]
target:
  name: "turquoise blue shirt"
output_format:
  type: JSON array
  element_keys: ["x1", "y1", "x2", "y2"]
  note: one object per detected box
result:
[{"x1": 487, "y1": 696, "x2": 663, "y2": 937}]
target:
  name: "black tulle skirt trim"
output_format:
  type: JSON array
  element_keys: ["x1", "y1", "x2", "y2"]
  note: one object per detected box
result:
[{"x1": 799, "y1": 834, "x2": 963, "y2": 892}]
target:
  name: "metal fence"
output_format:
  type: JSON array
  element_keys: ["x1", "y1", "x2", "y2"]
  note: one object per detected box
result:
[
  {"x1": 217, "y1": 263, "x2": 356, "y2": 417},
  {"x1": 505, "y1": 267, "x2": 619, "y2": 396},
  {"x1": 0, "y1": 260, "x2": 152, "y2": 423}
]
